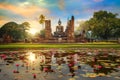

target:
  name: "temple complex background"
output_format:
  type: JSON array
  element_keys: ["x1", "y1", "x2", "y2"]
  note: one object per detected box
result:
[
  {"x1": 34, "y1": 16, "x2": 87, "y2": 43},
  {"x1": 44, "y1": 16, "x2": 75, "y2": 43}
]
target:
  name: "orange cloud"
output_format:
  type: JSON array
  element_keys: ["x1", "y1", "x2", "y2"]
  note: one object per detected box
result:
[
  {"x1": 0, "y1": 3, "x2": 50, "y2": 17},
  {"x1": 0, "y1": 16, "x2": 10, "y2": 26},
  {"x1": 0, "y1": 16, "x2": 8, "y2": 20},
  {"x1": 0, "y1": 19, "x2": 9, "y2": 27}
]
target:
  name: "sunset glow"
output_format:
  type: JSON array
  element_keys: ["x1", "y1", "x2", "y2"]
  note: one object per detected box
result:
[
  {"x1": 0, "y1": 0, "x2": 120, "y2": 29},
  {"x1": 28, "y1": 28, "x2": 37, "y2": 35}
]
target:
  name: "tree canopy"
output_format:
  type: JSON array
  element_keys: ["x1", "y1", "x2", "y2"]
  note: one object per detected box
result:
[
  {"x1": 76, "y1": 10, "x2": 120, "y2": 40},
  {"x1": 0, "y1": 22, "x2": 30, "y2": 42}
]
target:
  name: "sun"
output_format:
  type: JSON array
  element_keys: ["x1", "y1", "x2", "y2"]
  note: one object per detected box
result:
[{"x1": 29, "y1": 28, "x2": 37, "y2": 35}]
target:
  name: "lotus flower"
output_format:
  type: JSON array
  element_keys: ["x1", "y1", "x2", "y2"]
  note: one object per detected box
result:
[{"x1": 16, "y1": 64, "x2": 19, "y2": 67}]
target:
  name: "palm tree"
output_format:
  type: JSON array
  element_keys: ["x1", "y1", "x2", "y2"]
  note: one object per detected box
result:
[{"x1": 39, "y1": 14, "x2": 45, "y2": 29}]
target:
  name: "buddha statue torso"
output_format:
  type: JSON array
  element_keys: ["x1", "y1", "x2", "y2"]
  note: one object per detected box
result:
[
  {"x1": 54, "y1": 19, "x2": 65, "y2": 37},
  {"x1": 56, "y1": 25, "x2": 63, "y2": 33}
]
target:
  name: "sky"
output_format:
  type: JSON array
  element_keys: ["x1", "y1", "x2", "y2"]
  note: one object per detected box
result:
[{"x1": 0, "y1": 0, "x2": 120, "y2": 33}]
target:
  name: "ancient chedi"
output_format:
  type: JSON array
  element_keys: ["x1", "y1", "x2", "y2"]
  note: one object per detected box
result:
[{"x1": 44, "y1": 16, "x2": 75, "y2": 43}]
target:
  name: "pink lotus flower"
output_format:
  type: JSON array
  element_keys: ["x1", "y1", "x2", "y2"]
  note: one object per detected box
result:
[
  {"x1": 43, "y1": 67, "x2": 48, "y2": 72},
  {"x1": 16, "y1": 64, "x2": 19, "y2": 67},
  {"x1": 13, "y1": 70, "x2": 16, "y2": 73},
  {"x1": 68, "y1": 64, "x2": 72, "y2": 67},
  {"x1": 118, "y1": 66, "x2": 120, "y2": 68},
  {"x1": 93, "y1": 65, "x2": 102, "y2": 69},
  {"x1": 98, "y1": 65, "x2": 102, "y2": 69},
  {"x1": 33, "y1": 74, "x2": 36, "y2": 79}
]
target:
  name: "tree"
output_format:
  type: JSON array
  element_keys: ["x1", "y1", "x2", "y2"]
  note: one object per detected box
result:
[
  {"x1": 75, "y1": 21, "x2": 89, "y2": 36},
  {"x1": 39, "y1": 14, "x2": 45, "y2": 29},
  {"x1": 40, "y1": 29, "x2": 45, "y2": 38},
  {"x1": 21, "y1": 22, "x2": 30, "y2": 30},
  {"x1": 0, "y1": 22, "x2": 30, "y2": 42},
  {"x1": 75, "y1": 10, "x2": 120, "y2": 40},
  {"x1": 110, "y1": 18, "x2": 120, "y2": 38},
  {"x1": 0, "y1": 22, "x2": 19, "y2": 42},
  {"x1": 87, "y1": 10, "x2": 120, "y2": 40},
  {"x1": 19, "y1": 22, "x2": 30, "y2": 39}
]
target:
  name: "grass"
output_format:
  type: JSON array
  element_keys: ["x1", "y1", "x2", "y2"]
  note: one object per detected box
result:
[{"x1": 0, "y1": 42, "x2": 120, "y2": 49}]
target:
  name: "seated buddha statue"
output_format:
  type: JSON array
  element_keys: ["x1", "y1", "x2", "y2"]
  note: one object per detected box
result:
[
  {"x1": 56, "y1": 19, "x2": 63, "y2": 33},
  {"x1": 54, "y1": 19, "x2": 65, "y2": 37}
]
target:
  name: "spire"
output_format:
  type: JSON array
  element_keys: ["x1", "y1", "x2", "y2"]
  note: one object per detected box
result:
[
  {"x1": 58, "y1": 19, "x2": 61, "y2": 25},
  {"x1": 71, "y1": 15, "x2": 74, "y2": 20}
]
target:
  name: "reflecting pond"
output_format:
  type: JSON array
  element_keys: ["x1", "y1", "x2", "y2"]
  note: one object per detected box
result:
[{"x1": 0, "y1": 48, "x2": 120, "y2": 80}]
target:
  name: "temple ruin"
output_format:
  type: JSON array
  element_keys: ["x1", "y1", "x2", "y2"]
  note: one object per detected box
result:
[{"x1": 44, "y1": 16, "x2": 75, "y2": 43}]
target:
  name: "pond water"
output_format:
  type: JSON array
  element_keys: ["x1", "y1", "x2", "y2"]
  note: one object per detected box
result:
[{"x1": 0, "y1": 48, "x2": 120, "y2": 80}]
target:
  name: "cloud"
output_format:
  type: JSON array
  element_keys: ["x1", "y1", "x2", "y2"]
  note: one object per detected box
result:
[
  {"x1": 0, "y1": 15, "x2": 11, "y2": 27},
  {"x1": 0, "y1": 3, "x2": 50, "y2": 17},
  {"x1": 73, "y1": 10, "x2": 80, "y2": 15},
  {"x1": 0, "y1": 19, "x2": 10, "y2": 27},
  {"x1": 58, "y1": 0, "x2": 65, "y2": 10},
  {"x1": 93, "y1": 0, "x2": 103, "y2": 2},
  {"x1": 0, "y1": 16, "x2": 8, "y2": 20}
]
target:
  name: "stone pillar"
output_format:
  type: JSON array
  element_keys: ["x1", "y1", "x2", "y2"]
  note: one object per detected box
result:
[
  {"x1": 67, "y1": 16, "x2": 75, "y2": 42},
  {"x1": 71, "y1": 16, "x2": 74, "y2": 39},
  {"x1": 45, "y1": 20, "x2": 52, "y2": 40}
]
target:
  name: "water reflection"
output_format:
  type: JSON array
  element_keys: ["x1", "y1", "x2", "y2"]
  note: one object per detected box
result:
[
  {"x1": 0, "y1": 49, "x2": 120, "y2": 80},
  {"x1": 87, "y1": 53, "x2": 120, "y2": 74}
]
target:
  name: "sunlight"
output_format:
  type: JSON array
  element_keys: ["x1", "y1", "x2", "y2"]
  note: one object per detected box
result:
[
  {"x1": 29, "y1": 28, "x2": 37, "y2": 35},
  {"x1": 28, "y1": 52, "x2": 35, "y2": 62}
]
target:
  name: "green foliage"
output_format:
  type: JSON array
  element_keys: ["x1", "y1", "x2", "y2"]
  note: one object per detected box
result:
[
  {"x1": 75, "y1": 21, "x2": 89, "y2": 37},
  {"x1": 39, "y1": 14, "x2": 45, "y2": 28},
  {"x1": 91, "y1": 11, "x2": 120, "y2": 39},
  {"x1": 76, "y1": 10, "x2": 120, "y2": 40},
  {"x1": 40, "y1": 29, "x2": 45, "y2": 37},
  {"x1": 0, "y1": 22, "x2": 18, "y2": 38},
  {"x1": 0, "y1": 22, "x2": 30, "y2": 42},
  {"x1": 19, "y1": 22, "x2": 30, "y2": 39}
]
